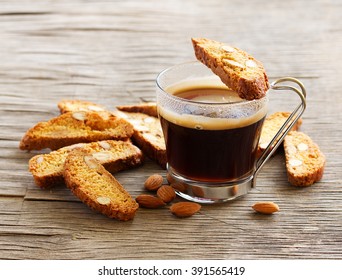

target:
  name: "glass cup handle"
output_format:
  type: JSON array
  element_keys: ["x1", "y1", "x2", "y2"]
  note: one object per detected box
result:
[{"x1": 252, "y1": 77, "x2": 307, "y2": 187}]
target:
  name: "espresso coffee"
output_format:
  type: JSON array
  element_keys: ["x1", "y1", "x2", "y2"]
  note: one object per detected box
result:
[{"x1": 159, "y1": 85, "x2": 267, "y2": 182}]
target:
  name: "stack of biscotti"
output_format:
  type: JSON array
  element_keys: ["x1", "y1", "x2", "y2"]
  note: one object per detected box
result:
[
  {"x1": 257, "y1": 112, "x2": 325, "y2": 186},
  {"x1": 115, "y1": 108, "x2": 166, "y2": 169},
  {"x1": 57, "y1": 99, "x2": 166, "y2": 169},
  {"x1": 258, "y1": 112, "x2": 303, "y2": 156},
  {"x1": 257, "y1": 112, "x2": 325, "y2": 187},
  {"x1": 64, "y1": 149, "x2": 139, "y2": 221},
  {"x1": 29, "y1": 140, "x2": 143, "y2": 188},
  {"x1": 19, "y1": 100, "x2": 148, "y2": 220}
]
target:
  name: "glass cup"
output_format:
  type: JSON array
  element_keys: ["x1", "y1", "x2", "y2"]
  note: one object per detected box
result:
[{"x1": 156, "y1": 61, "x2": 306, "y2": 203}]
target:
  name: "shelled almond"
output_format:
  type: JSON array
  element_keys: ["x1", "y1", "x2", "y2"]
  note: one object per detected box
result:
[
  {"x1": 252, "y1": 202, "x2": 279, "y2": 214},
  {"x1": 136, "y1": 194, "x2": 166, "y2": 208},
  {"x1": 144, "y1": 174, "x2": 164, "y2": 191},
  {"x1": 170, "y1": 202, "x2": 201, "y2": 218},
  {"x1": 157, "y1": 185, "x2": 176, "y2": 203}
]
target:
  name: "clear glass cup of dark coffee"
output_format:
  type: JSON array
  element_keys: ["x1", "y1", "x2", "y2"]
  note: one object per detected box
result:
[{"x1": 156, "y1": 61, "x2": 306, "y2": 203}]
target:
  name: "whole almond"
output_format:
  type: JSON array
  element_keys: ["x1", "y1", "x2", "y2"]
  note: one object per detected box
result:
[
  {"x1": 166, "y1": 173, "x2": 175, "y2": 184},
  {"x1": 170, "y1": 202, "x2": 201, "y2": 218},
  {"x1": 170, "y1": 182, "x2": 187, "y2": 193},
  {"x1": 136, "y1": 194, "x2": 166, "y2": 208},
  {"x1": 144, "y1": 174, "x2": 163, "y2": 191},
  {"x1": 157, "y1": 185, "x2": 176, "y2": 203},
  {"x1": 252, "y1": 202, "x2": 279, "y2": 214}
]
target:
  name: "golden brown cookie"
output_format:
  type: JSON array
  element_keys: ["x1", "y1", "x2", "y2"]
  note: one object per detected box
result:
[
  {"x1": 192, "y1": 37, "x2": 269, "y2": 100},
  {"x1": 58, "y1": 99, "x2": 106, "y2": 114},
  {"x1": 115, "y1": 111, "x2": 166, "y2": 169},
  {"x1": 29, "y1": 140, "x2": 143, "y2": 188},
  {"x1": 64, "y1": 149, "x2": 139, "y2": 221},
  {"x1": 117, "y1": 102, "x2": 158, "y2": 118},
  {"x1": 284, "y1": 131, "x2": 325, "y2": 187},
  {"x1": 258, "y1": 112, "x2": 302, "y2": 156},
  {"x1": 19, "y1": 111, "x2": 134, "y2": 151}
]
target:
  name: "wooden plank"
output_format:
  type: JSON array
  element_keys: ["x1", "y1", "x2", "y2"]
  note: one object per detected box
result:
[{"x1": 0, "y1": 0, "x2": 341, "y2": 260}]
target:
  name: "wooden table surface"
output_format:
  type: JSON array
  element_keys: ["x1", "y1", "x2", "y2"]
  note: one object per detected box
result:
[{"x1": 1, "y1": 0, "x2": 341, "y2": 260}]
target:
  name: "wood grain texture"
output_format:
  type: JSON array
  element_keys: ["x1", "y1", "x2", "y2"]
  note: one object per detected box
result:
[{"x1": 0, "y1": 0, "x2": 341, "y2": 259}]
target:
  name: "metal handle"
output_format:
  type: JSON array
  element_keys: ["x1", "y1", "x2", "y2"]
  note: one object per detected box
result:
[{"x1": 252, "y1": 77, "x2": 307, "y2": 187}]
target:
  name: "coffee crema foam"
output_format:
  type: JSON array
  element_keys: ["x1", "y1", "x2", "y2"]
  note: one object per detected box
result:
[{"x1": 158, "y1": 78, "x2": 268, "y2": 130}]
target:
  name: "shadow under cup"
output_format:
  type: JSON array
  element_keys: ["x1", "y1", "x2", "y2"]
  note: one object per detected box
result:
[{"x1": 156, "y1": 62, "x2": 268, "y2": 203}]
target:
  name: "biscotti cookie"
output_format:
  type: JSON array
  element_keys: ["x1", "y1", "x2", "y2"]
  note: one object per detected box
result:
[
  {"x1": 56, "y1": 99, "x2": 166, "y2": 167},
  {"x1": 58, "y1": 99, "x2": 106, "y2": 114},
  {"x1": 283, "y1": 131, "x2": 325, "y2": 187},
  {"x1": 116, "y1": 102, "x2": 158, "y2": 118},
  {"x1": 192, "y1": 38, "x2": 269, "y2": 100},
  {"x1": 29, "y1": 140, "x2": 143, "y2": 188},
  {"x1": 258, "y1": 112, "x2": 302, "y2": 156},
  {"x1": 64, "y1": 149, "x2": 139, "y2": 221},
  {"x1": 59, "y1": 99, "x2": 158, "y2": 117},
  {"x1": 19, "y1": 111, "x2": 134, "y2": 151},
  {"x1": 115, "y1": 111, "x2": 166, "y2": 169}
]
